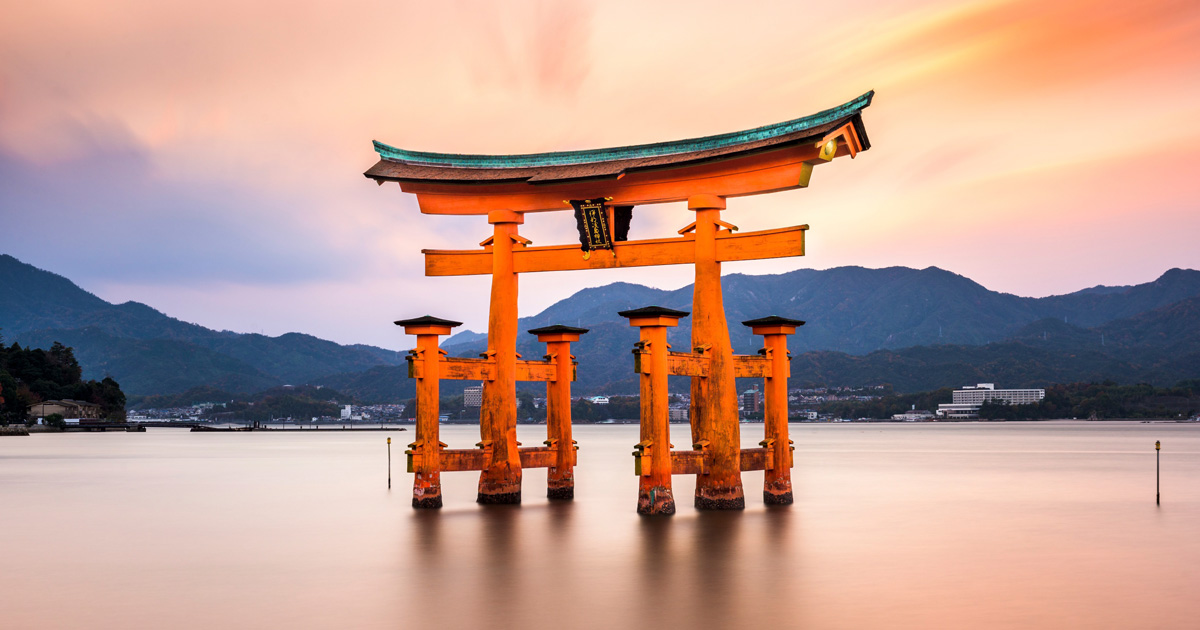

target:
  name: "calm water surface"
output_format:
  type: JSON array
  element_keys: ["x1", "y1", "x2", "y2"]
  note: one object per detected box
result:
[{"x1": 2, "y1": 422, "x2": 1198, "y2": 629}]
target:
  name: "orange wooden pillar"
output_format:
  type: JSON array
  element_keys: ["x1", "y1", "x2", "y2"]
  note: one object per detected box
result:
[
  {"x1": 396, "y1": 315, "x2": 461, "y2": 509},
  {"x1": 478, "y1": 210, "x2": 525, "y2": 504},
  {"x1": 687, "y1": 194, "x2": 744, "y2": 510},
  {"x1": 529, "y1": 325, "x2": 588, "y2": 500},
  {"x1": 620, "y1": 306, "x2": 688, "y2": 515},
  {"x1": 743, "y1": 316, "x2": 804, "y2": 505}
]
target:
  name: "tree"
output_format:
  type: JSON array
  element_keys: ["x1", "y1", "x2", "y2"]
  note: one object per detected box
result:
[
  {"x1": 96, "y1": 377, "x2": 126, "y2": 420},
  {"x1": 516, "y1": 390, "x2": 536, "y2": 420},
  {"x1": 0, "y1": 341, "x2": 125, "y2": 424}
]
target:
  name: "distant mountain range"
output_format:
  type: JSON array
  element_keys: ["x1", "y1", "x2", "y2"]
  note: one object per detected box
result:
[
  {"x1": 3, "y1": 253, "x2": 1199, "y2": 400},
  {"x1": 0, "y1": 254, "x2": 405, "y2": 395}
]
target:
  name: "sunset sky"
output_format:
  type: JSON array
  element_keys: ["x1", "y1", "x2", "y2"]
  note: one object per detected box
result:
[{"x1": 2, "y1": 0, "x2": 1198, "y2": 348}]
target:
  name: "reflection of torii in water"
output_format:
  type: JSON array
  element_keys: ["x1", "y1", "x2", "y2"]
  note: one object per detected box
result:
[{"x1": 368, "y1": 91, "x2": 874, "y2": 513}]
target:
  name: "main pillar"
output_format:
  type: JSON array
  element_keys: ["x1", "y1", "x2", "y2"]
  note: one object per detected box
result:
[
  {"x1": 478, "y1": 210, "x2": 524, "y2": 504},
  {"x1": 396, "y1": 315, "x2": 461, "y2": 509},
  {"x1": 529, "y1": 325, "x2": 588, "y2": 500},
  {"x1": 688, "y1": 194, "x2": 744, "y2": 509}
]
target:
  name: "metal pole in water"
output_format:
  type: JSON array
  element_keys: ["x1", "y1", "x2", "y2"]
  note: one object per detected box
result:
[
  {"x1": 1155, "y1": 440, "x2": 1160, "y2": 505},
  {"x1": 388, "y1": 437, "x2": 392, "y2": 489}
]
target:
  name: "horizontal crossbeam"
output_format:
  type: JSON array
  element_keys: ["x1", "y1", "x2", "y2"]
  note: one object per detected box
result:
[
  {"x1": 662, "y1": 447, "x2": 778, "y2": 476},
  {"x1": 738, "y1": 447, "x2": 775, "y2": 472},
  {"x1": 423, "y1": 225, "x2": 807, "y2": 277},
  {"x1": 418, "y1": 446, "x2": 566, "y2": 472},
  {"x1": 732, "y1": 355, "x2": 772, "y2": 378},
  {"x1": 671, "y1": 449, "x2": 706, "y2": 475},
  {"x1": 407, "y1": 357, "x2": 568, "y2": 382},
  {"x1": 396, "y1": 144, "x2": 831, "y2": 215},
  {"x1": 668, "y1": 352, "x2": 710, "y2": 377}
]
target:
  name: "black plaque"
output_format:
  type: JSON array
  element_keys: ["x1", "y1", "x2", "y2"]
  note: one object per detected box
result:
[{"x1": 570, "y1": 198, "x2": 614, "y2": 254}]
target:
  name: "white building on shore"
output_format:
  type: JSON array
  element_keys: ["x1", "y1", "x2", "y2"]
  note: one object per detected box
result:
[
  {"x1": 937, "y1": 383, "x2": 1045, "y2": 419},
  {"x1": 893, "y1": 408, "x2": 935, "y2": 421}
]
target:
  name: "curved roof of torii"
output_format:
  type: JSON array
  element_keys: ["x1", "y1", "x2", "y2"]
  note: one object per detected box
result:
[{"x1": 365, "y1": 91, "x2": 872, "y2": 185}]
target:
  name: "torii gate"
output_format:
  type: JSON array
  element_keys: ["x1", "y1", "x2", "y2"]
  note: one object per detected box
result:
[{"x1": 367, "y1": 91, "x2": 873, "y2": 511}]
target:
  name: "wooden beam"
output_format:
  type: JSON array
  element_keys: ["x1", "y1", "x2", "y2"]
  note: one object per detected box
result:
[
  {"x1": 667, "y1": 352, "x2": 710, "y2": 377},
  {"x1": 739, "y1": 447, "x2": 774, "y2": 472},
  {"x1": 716, "y1": 224, "x2": 806, "y2": 263},
  {"x1": 424, "y1": 225, "x2": 807, "y2": 277},
  {"x1": 411, "y1": 356, "x2": 562, "y2": 382},
  {"x1": 518, "y1": 446, "x2": 557, "y2": 468},
  {"x1": 670, "y1": 449, "x2": 707, "y2": 476},
  {"x1": 515, "y1": 359, "x2": 559, "y2": 382},
  {"x1": 399, "y1": 143, "x2": 826, "y2": 215},
  {"x1": 440, "y1": 448, "x2": 488, "y2": 472},
  {"x1": 732, "y1": 355, "x2": 772, "y2": 378},
  {"x1": 439, "y1": 357, "x2": 496, "y2": 381}
]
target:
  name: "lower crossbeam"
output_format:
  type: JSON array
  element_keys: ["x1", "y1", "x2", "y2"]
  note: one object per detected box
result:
[
  {"x1": 431, "y1": 446, "x2": 564, "y2": 472},
  {"x1": 662, "y1": 447, "x2": 778, "y2": 475}
]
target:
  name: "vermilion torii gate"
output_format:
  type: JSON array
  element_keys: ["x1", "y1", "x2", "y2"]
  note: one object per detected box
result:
[{"x1": 367, "y1": 91, "x2": 873, "y2": 511}]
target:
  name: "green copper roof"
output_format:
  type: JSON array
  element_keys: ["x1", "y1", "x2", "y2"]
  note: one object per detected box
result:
[{"x1": 373, "y1": 91, "x2": 873, "y2": 169}]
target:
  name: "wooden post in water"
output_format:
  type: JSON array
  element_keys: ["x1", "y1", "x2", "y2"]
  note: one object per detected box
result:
[
  {"x1": 396, "y1": 315, "x2": 461, "y2": 509},
  {"x1": 744, "y1": 316, "x2": 805, "y2": 505},
  {"x1": 387, "y1": 437, "x2": 392, "y2": 489},
  {"x1": 530, "y1": 325, "x2": 587, "y2": 499},
  {"x1": 687, "y1": 195, "x2": 744, "y2": 510},
  {"x1": 478, "y1": 210, "x2": 524, "y2": 504},
  {"x1": 1156, "y1": 440, "x2": 1161, "y2": 505},
  {"x1": 621, "y1": 306, "x2": 688, "y2": 515}
]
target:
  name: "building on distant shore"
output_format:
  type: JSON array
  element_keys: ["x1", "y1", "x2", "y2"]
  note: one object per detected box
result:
[
  {"x1": 936, "y1": 383, "x2": 1045, "y2": 419},
  {"x1": 27, "y1": 400, "x2": 102, "y2": 420},
  {"x1": 588, "y1": 396, "x2": 609, "y2": 405},
  {"x1": 741, "y1": 387, "x2": 762, "y2": 414},
  {"x1": 893, "y1": 408, "x2": 935, "y2": 421},
  {"x1": 463, "y1": 386, "x2": 483, "y2": 408}
]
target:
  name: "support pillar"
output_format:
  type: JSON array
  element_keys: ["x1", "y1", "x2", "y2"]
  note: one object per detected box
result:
[
  {"x1": 396, "y1": 315, "x2": 462, "y2": 509},
  {"x1": 744, "y1": 316, "x2": 804, "y2": 505},
  {"x1": 687, "y1": 194, "x2": 744, "y2": 510},
  {"x1": 529, "y1": 325, "x2": 588, "y2": 500},
  {"x1": 620, "y1": 306, "x2": 689, "y2": 515},
  {"x1": 478, "y1": 210, "x2": 525, "y2": 504}
]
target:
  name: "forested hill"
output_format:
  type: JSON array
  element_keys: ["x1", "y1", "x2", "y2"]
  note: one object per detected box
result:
[
  {"x1": 1, "y1": 254, "x2": 405, "y2": 394},
  {"x1": 319, "y1": 293, "x2": 1200, "y2": 399},
  {"x1": 471, "y1": 265, "x2": 1200, "y2": 357},
  {"x1": 4, "y1": 252, "x2": 1199, "y2": 398}
]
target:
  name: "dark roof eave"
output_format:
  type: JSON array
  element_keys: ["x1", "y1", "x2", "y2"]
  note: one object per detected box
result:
[
  {"x1": 363, "y1": 112, "x2": 869, "y2": 187},
  {"x1": 364, "y1": 91, "x2": 873, "y2": 185}
]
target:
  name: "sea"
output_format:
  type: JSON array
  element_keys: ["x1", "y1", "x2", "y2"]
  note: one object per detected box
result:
[{"x1": 2, "y1": 421, "x2": 1197, "y2": 629}]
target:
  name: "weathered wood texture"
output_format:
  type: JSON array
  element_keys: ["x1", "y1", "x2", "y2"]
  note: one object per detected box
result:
[
  {"x1": 408, "y1": 356, "x2": 566, "y2": 382},
  {"x1": 542, "y1": 339, "x2": 578, "y2": 498},
  {"x1": 477, "y1": 219, "x2": 522, "y2": 503},
  {"x1": 408, "y1": 333, "x2": 443, "y2": 508},
  {"x1": 689, "y1": 203, "x2": 745, "y2": 510},
  {"x1": 761, "y1": 332, "x2": 794, "y2": 504},
  {"x1": 633, "y1": 322, "x2": 677, "y2": 515},
  {"x1": 732, "y1": 355, "x2": 771, "y2": 378}
]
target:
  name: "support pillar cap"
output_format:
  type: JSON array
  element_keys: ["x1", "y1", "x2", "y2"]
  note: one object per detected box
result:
[
  {"x1": 396, "y1": 315, "x2": 463, "y2": 336},
  {"x1": 619, "y1": 305, "x2": 689, "y2": 328}
]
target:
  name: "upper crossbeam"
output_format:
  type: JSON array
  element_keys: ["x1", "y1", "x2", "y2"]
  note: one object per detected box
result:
[{"x1": 423, "y1": 224, "x2": 807, "y2": 277}]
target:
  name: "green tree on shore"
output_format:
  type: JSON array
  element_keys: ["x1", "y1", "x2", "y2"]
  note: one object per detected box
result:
[{"x1": 0, "y1": 342, "x2": 127, "y2": 423}]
